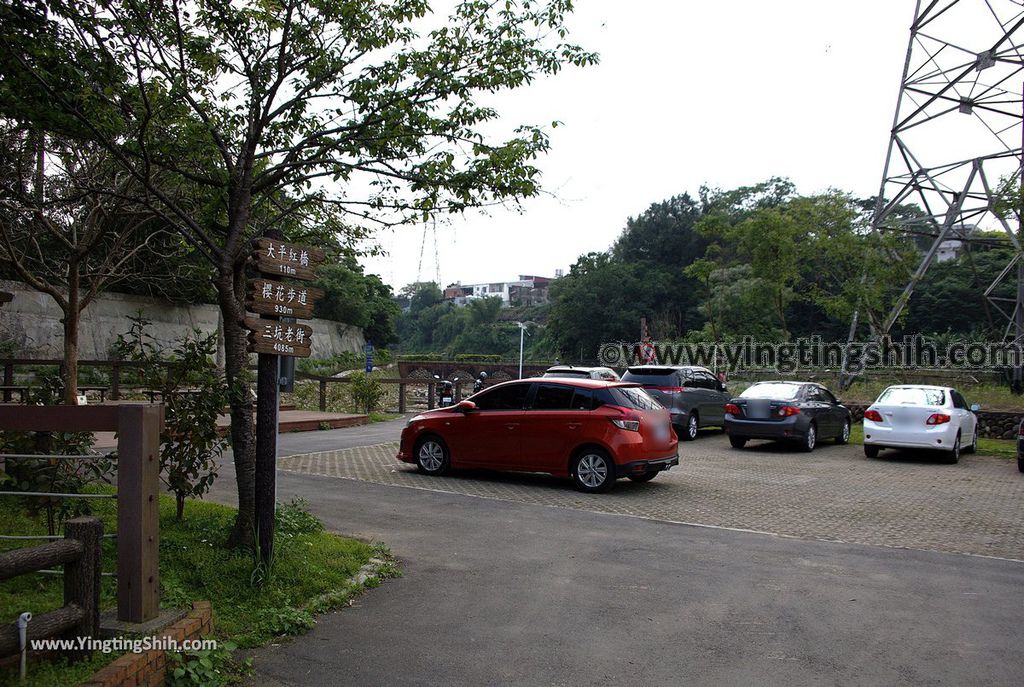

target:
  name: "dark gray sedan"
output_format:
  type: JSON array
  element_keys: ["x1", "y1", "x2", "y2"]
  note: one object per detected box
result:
[{"x1": 724, "y1": 381, "x2": 851, "y2": 452}]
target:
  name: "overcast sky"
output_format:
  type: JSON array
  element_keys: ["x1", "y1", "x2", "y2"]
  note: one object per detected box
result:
[{"x1": 360, "y1": 1, "x2": 917, "y2": 290}]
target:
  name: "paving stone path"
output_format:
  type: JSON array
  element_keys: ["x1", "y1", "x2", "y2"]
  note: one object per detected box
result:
[{"x1": 279, "y1": 438, "x2": 1024, "y2": 560}]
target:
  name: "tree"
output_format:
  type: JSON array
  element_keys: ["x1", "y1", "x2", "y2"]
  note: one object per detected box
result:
[
  {"x1": 548, "y1": 252, "x2": 655, "y2": 361},
  {"x1": 0, "y1": 127, "x2": 172, "y2": 402},
  {"x1": 314, "y1": 256, "x2": 400, "y2": 345},
  {"x1": 611, "y1": 193, "x2": 707, "y2": 336},
  {"x1": 693, "y1": 184, "x2": 919, "y2": 342},
  {"x1": 113, "y1": 315, "x2": 229, "y2": 521},
  {"x1": 0, "y1": 0, "x2": 596, "y2": 546}
]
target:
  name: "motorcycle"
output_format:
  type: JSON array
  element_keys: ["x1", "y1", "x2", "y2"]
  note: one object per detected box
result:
[
  {"x1": 473, "y1": 372, "x2": 488, "y2": 394},
  {"x1": 434, "y1": 375, "x2": 455, "y2": 407}
]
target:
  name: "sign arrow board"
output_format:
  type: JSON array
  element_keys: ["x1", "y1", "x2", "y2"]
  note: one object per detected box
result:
[
  {"x1": 247, "y1": 279, "x2": 324, "y2": 319},
  {"x1": 252, "y1": 238, "x2": 326, "y2": 281},
  {"x1": 245, "y1": 317, "x2": 313, "y2": 357}
]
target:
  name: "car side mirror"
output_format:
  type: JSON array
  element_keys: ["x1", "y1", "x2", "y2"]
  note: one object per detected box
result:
[
  {"x1": 717, "y1": 382, "x2": 727, "y2": 393},
  {"x1": 455, "y1": 400, "x2": 477, "y2": 412},
  {"x1": 970, "y1": 403, "x2": 980, "y2": 412},
  {"x1": 834, "y1": 398, "x2": 842, "y2": 405}
]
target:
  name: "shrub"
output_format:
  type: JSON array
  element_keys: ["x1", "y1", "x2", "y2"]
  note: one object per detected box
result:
[
  {"x1": 113, "y1": 314, "x2": 228, "y2": 519},
  {"x1": 349, "y1": 372, "x2": 384, "y2": 414},
  {"x1": 0, "y1": 431, "x2": 114, "y2": 535}
]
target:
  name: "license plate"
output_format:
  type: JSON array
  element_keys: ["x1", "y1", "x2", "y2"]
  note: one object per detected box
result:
[{"x1": 441, "y1": 396, "x2": 452, "y2": 404}]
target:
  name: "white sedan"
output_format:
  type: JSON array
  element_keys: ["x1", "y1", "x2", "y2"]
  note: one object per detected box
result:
[{"x1": 862, "y1": 385, "x2": 979, "y2": 464}]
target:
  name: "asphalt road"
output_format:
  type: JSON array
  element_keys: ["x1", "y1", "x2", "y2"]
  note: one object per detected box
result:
[{"x1": 209, "y1": 420, "x2": 1024, "y2": 686}]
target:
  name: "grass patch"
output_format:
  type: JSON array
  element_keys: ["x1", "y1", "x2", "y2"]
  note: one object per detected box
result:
[{"x1": 0, "y1": 493, "x2": 386, "y2": 686}]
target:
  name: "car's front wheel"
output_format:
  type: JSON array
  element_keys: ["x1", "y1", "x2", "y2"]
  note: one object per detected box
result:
[
  {"x1": 415, "y1": 436, "x2": 450, "y2": 476},
  {"x1": 836, "y1": 419, "x2": 851, "y2": 445},
  {"x1": 864, "y1": 445, "x2": 879, "y2": 458},
  {"x1": 729, "y1": 435, "x2": 747, "y2": 449},
  {"x1": 572, "y1": 449, "x2": 615, "y2": 493}
]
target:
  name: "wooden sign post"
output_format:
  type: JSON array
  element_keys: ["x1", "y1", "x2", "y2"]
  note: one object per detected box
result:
[{"x1": 246, "y1": 233, "x2": 323, "y2": 566}]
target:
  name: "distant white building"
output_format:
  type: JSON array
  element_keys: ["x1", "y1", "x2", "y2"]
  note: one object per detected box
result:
[
  {"x1": 935, "y1": 224, "x2": 975, "y2": 263},
  {"x1": 443, "y1": 275, "x2": 558, "y2": 307}
]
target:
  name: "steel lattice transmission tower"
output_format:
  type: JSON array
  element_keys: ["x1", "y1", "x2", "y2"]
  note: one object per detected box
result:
[{"x1": 846, "y1": 0, "x2": 1024, "y2": 386}]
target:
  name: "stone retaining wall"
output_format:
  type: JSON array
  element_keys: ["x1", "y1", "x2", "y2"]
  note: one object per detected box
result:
[{"x1": 0, "y1": 280, "x2": 364, "y2": 360}]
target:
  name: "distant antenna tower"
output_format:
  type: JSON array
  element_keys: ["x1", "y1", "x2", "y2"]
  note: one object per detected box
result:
[
  {"x1": 415, "y1": 217, "x2": 441, "y2": 285},
  {"x1": 845, "y1": 0, "x2": 1024, "y2": 388}
]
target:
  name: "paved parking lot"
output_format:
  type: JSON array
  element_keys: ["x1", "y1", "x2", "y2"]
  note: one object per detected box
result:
[{"x1": 279, "y1": 434, "x2": 1024, "y2": 560}]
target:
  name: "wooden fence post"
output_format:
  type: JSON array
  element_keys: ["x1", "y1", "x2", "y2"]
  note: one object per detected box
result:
[
  {"x1": 2, "y1": 363, "x2": 12, "y2": 403},
  {"x1": 427, "y1": 382, "x2": 435, "y2": 410},
  {"x1": 398, "y1": 383, "x2": 407, "y2": 413},
  {"x1": 116, "y1": 404, "x2": 161, "y2": 623},
  {"x1": 63, "y1": 517, "x2": 102, "y2": 642},
  {"x1": 110, "y1": 363, "x2": 121, "y2": 401},
  {"x1": 319, "y1": 378, "x2": 327, "y2": 412}
]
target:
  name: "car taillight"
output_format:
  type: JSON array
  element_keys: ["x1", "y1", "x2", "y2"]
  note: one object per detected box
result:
[
  {"x1": 863, "y1": 409, "x2": 883, "y2": 422},
  {"x1": 926, "y1": 413, "x2": 951, "y2": 425},
  {"x1": 611, "y1": 416, "x2": 640, "y2": 431},
  {"x1": 724, "y1": 403, "x2": 741, "y2": 415},
  {"x1": 776, "y1": 405, "x2": 801, "y2": 417}
]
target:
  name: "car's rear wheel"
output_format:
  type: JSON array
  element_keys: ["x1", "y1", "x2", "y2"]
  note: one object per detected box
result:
[
  {"x1": 836, "y1": 419, "x2": 851, "y2": 445},
  {"x1": 800, "y1": 423, "x2": 817, "y2": 452},
  {"x1": 628, "y1": 471, "x2": 658, "y2": 483},
  {"x1": 864, "y1": 445, "x2": 879, "y2": 459},
  {"x1": 415, "y1": 436, "x2": 450, "y2": 476},
  {"x1": 572, "y1": 448, "x2": 615, "y2": 493},
  {"x1": 728, "y1": 435, "x2": 747, "y2": 449},
  {"x1": 942, "y1": 434, "x2": 961, "y2": 464},
  {"x1": 680, "y1": 412, "x2": 699, "y2": 442}
]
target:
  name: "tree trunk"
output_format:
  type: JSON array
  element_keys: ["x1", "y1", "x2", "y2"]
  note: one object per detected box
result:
[
  {"x1": 776, "y1": 290, "x2": 790, "y2": 341},
  {"x1": 219, "y1": 265, "x2": 256, "y2": 549},
  {"x1": 62, "y1": 264, "x2": 81, "y2": 404},
  {"x1": 176, "y1": 493, "x2": 185, "y2": 521},
  {"x1": 62, "y1": 309, "x2": 80, "y2": 404}
]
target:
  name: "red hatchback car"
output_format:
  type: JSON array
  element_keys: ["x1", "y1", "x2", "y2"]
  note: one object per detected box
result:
[{"x1": 397, "y1": 378, "x2": 679, "y2": 492}]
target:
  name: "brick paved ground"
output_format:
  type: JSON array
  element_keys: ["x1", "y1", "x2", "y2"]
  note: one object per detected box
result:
[{"x1": 279, "y1": 437, "x2": 1024, "y2": 560}]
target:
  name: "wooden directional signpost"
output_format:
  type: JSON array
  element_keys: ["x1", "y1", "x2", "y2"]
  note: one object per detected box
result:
[
  {"x1": 245, "y1": 234, "x2": 325, "y2": 564},
  {"x1": 247, "y1": 278, "x2": 324, "y2": 319}
]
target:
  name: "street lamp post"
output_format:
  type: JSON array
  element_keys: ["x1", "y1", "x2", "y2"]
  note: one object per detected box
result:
[{"x1": 516, "y1": 321, "x2": 528, "y2": 378}]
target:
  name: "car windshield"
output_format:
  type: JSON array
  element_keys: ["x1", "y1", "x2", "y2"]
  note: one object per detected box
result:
[
  {"x1": 740, "y1": 383, "x2": 801, "y2": 400},
  {"x1": 621, "y1": 368, "x2": 677, "y2": 387},
  {"x1": 877, "y1": 387, "x2": 946, "y2": 406},
  {"x1": 543, "y1": 370, "x2": 590, "y2": 378},
  {"x1": 604, "y1": 386, "x2": 663, "y2": 411}
]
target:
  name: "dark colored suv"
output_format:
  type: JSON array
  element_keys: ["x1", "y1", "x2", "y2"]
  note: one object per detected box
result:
[{"x1": 620, "y1": 365, "x2": 730, "y2": 441}]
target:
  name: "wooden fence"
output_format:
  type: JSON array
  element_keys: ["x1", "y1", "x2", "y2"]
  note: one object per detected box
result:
[
  {"x1": 0, "y1": 517, "x2": 102, "y2": 658},
  {"x1": 0, "y1": 358, "x2": 182, "y2": 403},
  {"x1": 0, "y1": 405, "x2": 162, "y2": 624},
  {"x1": 296, "y1": 374, "x2": 479, "y2": 413}
]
